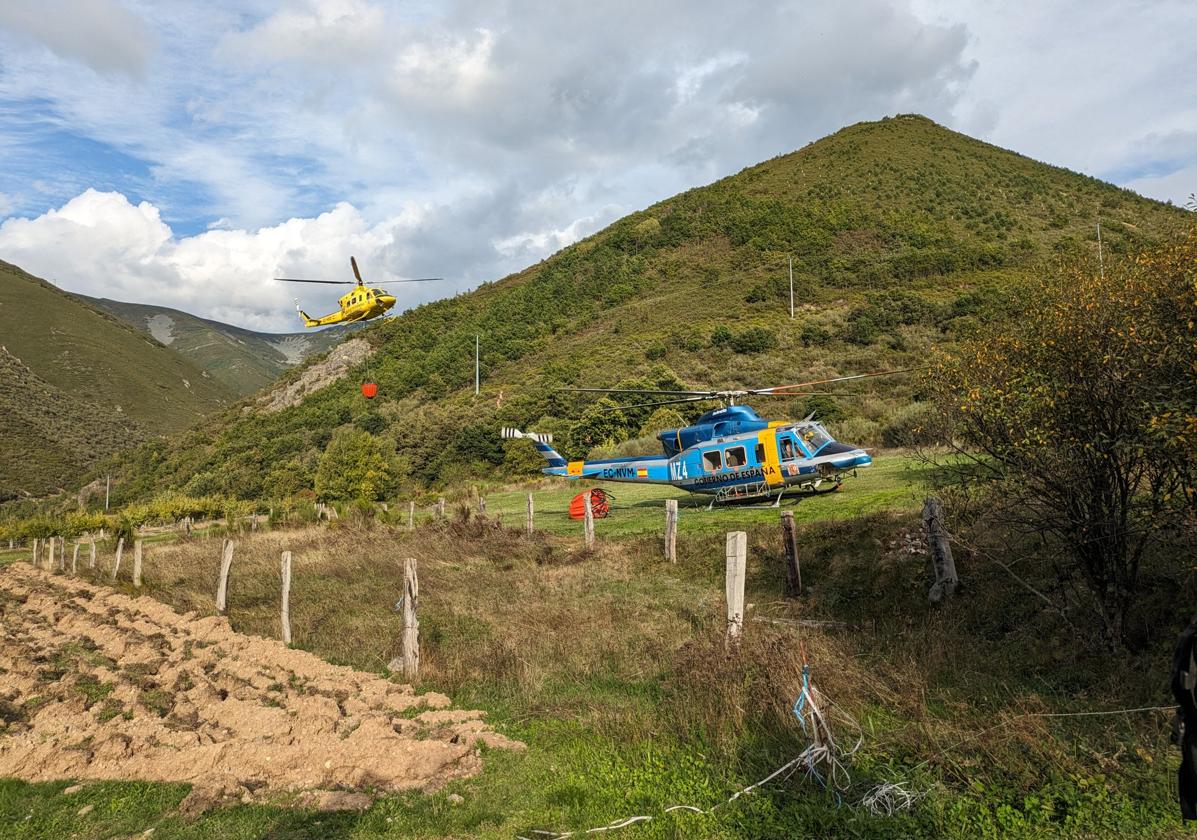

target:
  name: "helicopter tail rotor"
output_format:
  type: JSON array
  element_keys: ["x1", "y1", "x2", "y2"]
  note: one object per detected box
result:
[
  {"x1": 502, "y1": 427, "x2": 566, "y2": 469},
  {"x1": 293, "y1": 298, "x2": 318, "y2": 328}
]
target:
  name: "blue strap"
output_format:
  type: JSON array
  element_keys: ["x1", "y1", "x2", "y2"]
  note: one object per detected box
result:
[{"x1": 792, "y1": 664, "x2": 811, "y2": 733}]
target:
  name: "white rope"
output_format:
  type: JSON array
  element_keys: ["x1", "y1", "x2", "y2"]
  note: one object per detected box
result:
[{"x1": 858, "y1": 781, "x2": 925, "y2": 816}]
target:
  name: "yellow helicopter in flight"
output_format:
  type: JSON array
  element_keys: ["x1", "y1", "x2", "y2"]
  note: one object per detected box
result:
[{"x1": 276, "y1": 256, "x2": 442, "y2": 328}]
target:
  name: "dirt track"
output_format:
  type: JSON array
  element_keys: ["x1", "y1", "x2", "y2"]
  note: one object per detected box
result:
[{"x1": 0, "y1": 563, "x2": 521, "y2": 809}]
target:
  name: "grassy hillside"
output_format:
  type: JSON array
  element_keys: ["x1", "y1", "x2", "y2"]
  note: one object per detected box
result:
[
  {"x1": 0, "y1": 348, "x2": 138, "y2": 499},
  {"x1": 0, "y1": 261, "x2": 234, "y2": 498},
  {"x1": 101, "y1": 115, "x2": 1188, "y2": 504},
  {"x1": 82, "y1": 296, "x2": 360, "y2": 396}
]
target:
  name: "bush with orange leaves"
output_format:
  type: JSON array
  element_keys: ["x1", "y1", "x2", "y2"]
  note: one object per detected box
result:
[{"x1": 926, "y1": 227, "x2": 1196, "y2": 650}]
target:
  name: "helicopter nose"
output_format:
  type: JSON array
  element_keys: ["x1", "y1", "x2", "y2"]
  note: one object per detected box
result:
[{"x1": 379, "y1": 294, "x2": 396, "y2": 309}]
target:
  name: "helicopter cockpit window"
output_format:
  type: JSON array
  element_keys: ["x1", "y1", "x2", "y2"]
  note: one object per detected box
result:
[
  {"x1": 780, "y1": 436, "x2": 798, "y2": 461},
  {"x1": 726, "y1": 446, "x2": 746, "y2": 468},
  {"x1": 703, "y1": 450, "x2": 722, "y2": 472},
  {"x1": 798, "y1": 424, "x2": 832, "y2": 454}
]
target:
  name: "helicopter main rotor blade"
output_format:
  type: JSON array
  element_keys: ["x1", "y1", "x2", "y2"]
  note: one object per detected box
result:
[
  {"x1": 750, "y1": 390, "x2": 866, "y2": 397},
  {"x1": 559, "y1": 387, "x2": 720, "y2": 398},
  {"x1": 275, "y1": 278, "x2": 357, "y2": 285},
  {"x1": 750, "y1": 367, "x2": 919, "y2": 394},
  {"x1": 375, "y1": 278, "x2": 443, "y2": 285},
  {"x1": 350, "y1": 256, "x2": 363, "y2": 283},
  {"x1": 600, "y1": 396, "x2": 716, "y2": 412}
]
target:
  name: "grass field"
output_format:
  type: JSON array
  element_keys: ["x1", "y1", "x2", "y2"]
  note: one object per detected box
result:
[{"x1": 0, "y1": 455, "x2": 1186, "y2": 839}]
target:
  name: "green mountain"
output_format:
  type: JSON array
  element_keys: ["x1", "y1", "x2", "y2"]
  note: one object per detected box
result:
[
  {"x1": 0, "y1": 261, "x2": 235, "y2": 498},
  {"x1": 82, "y1": 297, "x2": 361, "y2": 396},
  {"x1": 102, "y1": 115, "x2": 1189, "y2": 503}
]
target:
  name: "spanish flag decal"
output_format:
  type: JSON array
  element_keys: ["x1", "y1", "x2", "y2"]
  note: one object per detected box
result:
[
  {"x1": 567, "y1": 460, "x2": 584, "y2": 477},
  {"x1": 636, "y1": 468, "x2": 648, "y2": 477}
]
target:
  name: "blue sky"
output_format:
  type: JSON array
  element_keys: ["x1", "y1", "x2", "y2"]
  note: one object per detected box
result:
[{"x1": 0, "y1": 0, "x2": 1193, "y2": 332}]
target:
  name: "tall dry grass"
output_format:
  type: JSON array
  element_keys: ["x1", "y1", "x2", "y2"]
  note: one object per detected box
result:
[{"x1": 73, "y1": 509, "x2": 1180, "y2": 794}]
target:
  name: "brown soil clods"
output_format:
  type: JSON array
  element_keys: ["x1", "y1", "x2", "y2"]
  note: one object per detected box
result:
[{"x1": 0, "y1": 564, "x2": 522, "y2": 809}]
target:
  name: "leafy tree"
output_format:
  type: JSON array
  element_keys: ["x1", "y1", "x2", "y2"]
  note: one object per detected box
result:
[
  {"x1": 927, "y1": 231, "x2": 1197, "y2": 648},
  {"x1": 314, "y1": 428, "x2": 402, "y2": 502},
  {"x1": 639, "y1": 406, "x2": 688, "y2": 437},
  {"x1": 568, "y1": 398, "x2": 629, "y2": 454}
]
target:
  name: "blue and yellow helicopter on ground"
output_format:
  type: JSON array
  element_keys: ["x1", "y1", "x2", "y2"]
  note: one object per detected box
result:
[{"x1": 502, "y1": 371, "x2": 905, "y2": 506}]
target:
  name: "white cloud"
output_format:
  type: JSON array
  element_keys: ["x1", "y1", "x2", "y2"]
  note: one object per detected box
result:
[
  {"x1": 912, "y1": 0, "x2": 1197, "y2": 204},
  {"x1": 0, "y1": 189, "x2": 456, "y2": 331},
  {"x1": 0, "y1": 0, "x2": 152, "y2": 78}
]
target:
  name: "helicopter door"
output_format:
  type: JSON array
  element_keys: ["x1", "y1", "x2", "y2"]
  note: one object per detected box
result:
[{"x1": 755, "y1": 428, "x2": 785, "y2": 487}]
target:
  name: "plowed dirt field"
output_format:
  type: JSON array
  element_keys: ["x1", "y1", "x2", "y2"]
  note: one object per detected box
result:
[{"x1": 0, "y1": 563, "x2": 521, "y2": 810}]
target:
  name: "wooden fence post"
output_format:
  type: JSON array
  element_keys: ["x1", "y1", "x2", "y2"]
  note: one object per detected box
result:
[
  {"x1": 478, "y1": 496, "x2": 487, "y2": 516},
  {"x1": 88, "y1": 538, "x2": 96, "y2": 569},
  {"x1": 437, "y1": 497, "x2": 445, "y2": 518},
  {"x1": 583, "y1": 490, "x2": 595, "y2": 549},
  {"x1": 71, "y1": 543, "x2": 80, "y2": 575},
  {"x1": 397, "y1": 557, "x2": 419, "y2": 679},
  {"x1": 780, "y1": 511, "x2": 802, "y2": 597},
  {"x1": 923, "y1": 497, "x2": 958, "y2": 603},
  {"x1": 111, "y1": 538, "x2": 124, "y2": 581},
  {"x1": 664, "y1": 499, "x2": 678, "y2": 563},
  {"x1": 725, "y1": 531, "x2": 747, "y2": 644},
  {"x1": 526, "y1": 493, "x2": 535, "y2": 536},
  {"x1": 216, "y1": 539, "x2": 235, "y2": 613},
  {"x1": 408, "y1": 501, "x2": 415, "y2": 531},
  {"x1": 31, "y1": 538, "x2": 39, "y2": 567},
  {"x1": 48, "y1": 537, "x2": 57, "y2": 571},
  {"x1": 280, "y1": 551, "x2": 292, "y2": 645},
  {"x1": 132, "y1": 539, "x2": 143, "y2": 588}
]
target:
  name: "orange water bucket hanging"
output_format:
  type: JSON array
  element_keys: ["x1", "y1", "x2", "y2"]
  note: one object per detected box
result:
[{"x1": 361, "y1": 382, "x2": 378, "y2": 399}]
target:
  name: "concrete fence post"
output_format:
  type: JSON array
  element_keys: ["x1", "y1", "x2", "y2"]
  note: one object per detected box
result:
[
  {"x1": 725, "y1": 531, "x2": 747, "y2": 645},
  {"x1": 583, "y1": 490, "x2": 595, "y2": 549},
  {"x1": 664, "y1": 499, "x2": 678, "y2": 563},
  {"x1": 280, "y1": 551, "x2": 292, "y2": 645},
  {"x1": 216, "y1": 539, "x2": 235, "y2": 613}
]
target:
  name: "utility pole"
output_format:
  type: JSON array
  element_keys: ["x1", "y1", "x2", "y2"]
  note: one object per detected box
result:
[
  {"x1": 474, "y1": 335, "x2": 480, "y2": 396},
  {"x1": 1097, "y1": 222, "x2": 1104, "y2": 279},
  {"x1": 788, "y1": 256, "x2": 794, "y2": 319}
]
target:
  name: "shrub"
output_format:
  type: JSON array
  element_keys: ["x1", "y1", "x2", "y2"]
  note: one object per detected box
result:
[
  {"x1": 314, "y1": 428, "x2": 403, "y2": 502},
  {"x1": 799, "y1": 322, "x2": 832, "y2": 346},
  {"x1": 729, "y1": 327, "x2": 778, "y2": 354}
]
